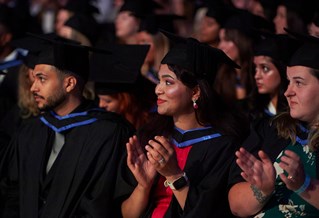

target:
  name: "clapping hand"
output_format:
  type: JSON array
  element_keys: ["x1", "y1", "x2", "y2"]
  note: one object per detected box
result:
[
  {"x1": 145, "y1": 136, "x2": 182, "y2": 178},
  {"x1": 279, "y1": 150, "x2": 306, "y2": 191},
  {"x1": 126, "y1": 135, "x2": 157, "y2": 189},
  {"x1": 236, "y1": 147, "x2": 276, "y2": 196}
]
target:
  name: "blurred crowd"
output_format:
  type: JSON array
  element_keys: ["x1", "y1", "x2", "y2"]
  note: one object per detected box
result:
[{"x1": 0, "y1": 0, "x2": 319, "y2": 217}]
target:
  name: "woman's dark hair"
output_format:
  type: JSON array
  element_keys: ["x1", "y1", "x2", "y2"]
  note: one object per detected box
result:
[
  {"x1": 224, "y1": 28, "x2": 255, "y2": 93},
  {"x1": 214, "y1": 29, "x2": 255, "y2": 104},
  {"x1": 273, "y1": 59, "x2": 289, "y2": 112},
  {"x1": 286, "y1": 8, "x2": 308, "y2": 34},
  {"x1": 138, "y1": 64, "x2": 249, "y2": 146}
]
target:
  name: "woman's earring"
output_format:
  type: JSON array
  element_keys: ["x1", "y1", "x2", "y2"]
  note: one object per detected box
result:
[{"x1": 193, "y1": 99, "x2": 198, "y2": 109}]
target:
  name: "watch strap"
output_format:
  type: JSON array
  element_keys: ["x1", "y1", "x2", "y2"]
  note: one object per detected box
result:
[{"x1": 164, "y1": 172, "x2": 189, "y2": 190}]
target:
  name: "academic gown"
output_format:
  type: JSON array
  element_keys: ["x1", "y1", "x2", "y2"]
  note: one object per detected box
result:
[
  {"x1": 0, "y1": 65, "x2": 20, "y2": 122},
  {"x1": 1, "y1": 100, "x2": 134, "y2": 218},
  {"x1": 228, "y1": 117, "x2": 319, "y2": 202},
  {"x1": 117, "y1": 127, "x2": 239, "y2": 218}
]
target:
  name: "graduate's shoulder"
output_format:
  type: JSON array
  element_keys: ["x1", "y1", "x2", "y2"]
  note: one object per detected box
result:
[{"x1": 89, "y1": 110, "x2": 135, "y2": 131}]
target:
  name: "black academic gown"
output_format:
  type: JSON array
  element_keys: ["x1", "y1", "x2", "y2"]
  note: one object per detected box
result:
[
  {"x1": 0, "y1": 65, "x2": 20, "y2": 122},
  {"x1": 117, "y1": 127, "x2": 238, "y2": 218},
  {"x1": 1, "y1": 100, "x2": 134, "y2": 218},
  {"x1": 228, "y1": 117, "x2": 319, "y2": 187}
]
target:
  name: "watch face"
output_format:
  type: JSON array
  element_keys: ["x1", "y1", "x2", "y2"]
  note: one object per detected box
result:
[{"x1": 173, "y1": 176, "x2": 188, "y2": 190}]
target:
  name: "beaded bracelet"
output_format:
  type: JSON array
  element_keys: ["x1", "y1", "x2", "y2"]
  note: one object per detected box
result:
[{"x1": 295, "y1": 174, "x2": 311, "y2": 194}]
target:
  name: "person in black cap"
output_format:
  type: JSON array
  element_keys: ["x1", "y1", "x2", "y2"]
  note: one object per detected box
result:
[
  {"x1": 58, "y1": 11, "x2": 99, "y2": 46},
  {"x1": 119, "y1": 31, "x2": 249, "y2": 218},
  {"x1": 308, "y1": 10, "x2": 319, "y2": 38},
  {"x1": 0, "y1": 35, "x2": 40, "y2": 153},
  {"x1": 89, "y1": 43, "x2": 154, "y2": 129},
  {"x1": 137, "y1": 14, "x2": 181, "y2": 84},
  {"x1": 273, "y1": 0, "x2": 315, "y2": 35},
  {"x1": 216, "y1": 10, "x2": 274, "y2": 108},
  {"x1": 228, "y1": 32, "x2": 319, "y2": 217},
  {"x1": 114, "y1": 0, "x2": 162, "y2": 44},
  {"x1": 55, "y1": 0, "x2": 99, "y2": 35},
  {"x1": 197, "y1": 0, "x2": 234, "y2": 48},
  {"x1": 0, "y1": 4, "x2": 29, "y2": 122},
  {"x1": 247, "y1": 33, "x2": 301, "y2": 120},
  {"x1": 0, "y1": 33, "x2": 134, "y2": 217},
  {"x1": 251, "y1": 0, "x2": 279, "y2": 22}
]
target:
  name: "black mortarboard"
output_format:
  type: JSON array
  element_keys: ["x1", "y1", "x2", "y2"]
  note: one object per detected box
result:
[
  {"x1": 259, "y1": 0, "x2": 279, "y2": 21},
  {"x1": 0, "y1": 4, "x2": 12, "y2": 29},
  {"x1": 23, "y1": 53, "x2": 38, "y2": 69},
  {"x1": 280, "y1": 0, "x2": 315, "y2": 25},
  {"x1": 160, "y1": 30, "x2": 240, "y2": 83},
  {"x1": 64, "y1": 0, "x2": 99, "y2": 15},
  {"x1": 253, "y1": 33, "x2": 302, "y2": 65},
  {"x1": 0, "y1": 4, "x2": 31, "y2": 39},
  {"x1": 64, "y1": 13, "x2": 98, "y2": 44},
  {"x1": 119, "y1": 0, "x2": 162, "y2": 18},
  {"x1": 139, "y1": 14, "x2": 184, "y2": 34},
  {"x1": 10, "y1": 36, "x2": 43, "y2": 69},
  {"x1": 205, "y1": 1, "x2": 236, "y2": 27},
  {"x1": 313, "y1": 14, "x2": 319, "y2": 27},
  {"x1": 224, "y1": 10, "x2": 275, "y2": 41},
  {"x1": 0, "y1": 4, "x2": 21, "y2": 38},
  {"x1": 90, "y1": 43, "x2": 150, "y2": 94},
  {"x1": 285, "y1": 29, "x2": 319, "y2": 69},
  {"x1": 26, "y1": 33, "x2": 91, "y2": 80}
]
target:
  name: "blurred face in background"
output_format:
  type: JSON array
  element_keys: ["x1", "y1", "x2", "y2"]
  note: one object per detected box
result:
[
  {"x1": 115, "y1": 11, "x2": 140, "y2": 40},
  {"x1": 98, "y1": 94, "x2": 121, "y2": 113},
  {"x1": 218, "y1": 29, "x2": 240, "y2": 63},
  {"x1": 231, "y1": 0, "x2": 253, "y2": 10},
  {"x1": 198, "y1": 16, "x2": 221, "y2": 46},
  {"x1": 58, "y1": 25, "x2": 72, "y2": 39},
  {"x1": 273, "y1": 5, "x2": 287, "y2": 34},
  {"x1": 254, "y1": 56, "x2": 281, "y2": 95},
  {"x1": 308, "y1": 22, "x2": 319, "y2": 38},
  {"x1": 250, "y1": 1, "x2": 265, "y2": 18},
  {"x1": 55, "y1": 9, "x2": 72, "y2": 33}
]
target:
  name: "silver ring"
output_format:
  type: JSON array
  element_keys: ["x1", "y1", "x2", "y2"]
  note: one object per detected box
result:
[
  {"x1": 158, "y1": 158, "x2": 165, "y2": 164},
  {"x1": 288, "y1": 175, "x2": 294, "y2": 181}
]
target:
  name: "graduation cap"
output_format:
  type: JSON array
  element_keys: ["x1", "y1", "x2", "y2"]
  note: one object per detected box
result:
[
  {"x1": 0, "y1": 4, "x2": 20, "y2": 37},
  {"x1": 64, "y1": 13, "x2": 98, "y2": 44},
  {"x1": 205, "y1": 0, "x2": 236, "y2": 27},
  {"x1": 90, "y1": 43, "x2": 150, "y2": 94},
  {"x1": 259, "y1": 0, "x2": 279, "y2": 20},
  {"x1": 284, "y1": 28, "x2": 319, "y2": 69},
  {"x1": 279, "y1": 0, "x2": 315, "y2": 25},
  {"x1": 313, "y1": 14, "x2": 319, "y2": 27},
  {"x1": 139, "y1": 14, "x2": 184, "y2": 34},
  {"x1": 25, "y1": 33, "x2": 92, "y2": 81},
  {"x1": 160, "y1": 30, "x2": 240, "y2": 84},
  {"x1": 310, "y1": 7, "x2": 319, "y2": 27},
  {"x1": 119, "y1": 0, "x2": 162, "y2": 18},
  {"x1": 63, "y1": 0, "x2": 99, "y2": 15},
  {"x1": 253, "y1": 33, "x2": 302, "y2": 65},
  {"x1": 0, "y1": 4, "x2": 12, "y2": 29},
  {"x1": 223, "y1": 10, "x2": 275, "y2": 42},
  {"x1": 10, "y1": 36, "x2": 44, "y2": 69}
]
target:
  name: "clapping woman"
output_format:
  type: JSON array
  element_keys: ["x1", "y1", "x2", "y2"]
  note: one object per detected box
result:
[
  {"x1": 228, "y1": 33, "x2": 319, "y2": 217},
  {"x1": 119, "y1": 31, "x2": 248, "y2": 218}
]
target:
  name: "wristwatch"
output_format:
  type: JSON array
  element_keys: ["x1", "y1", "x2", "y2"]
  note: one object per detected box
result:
[{"x1": 164, "y1": 172, "x2": 189, "y2": 190}]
